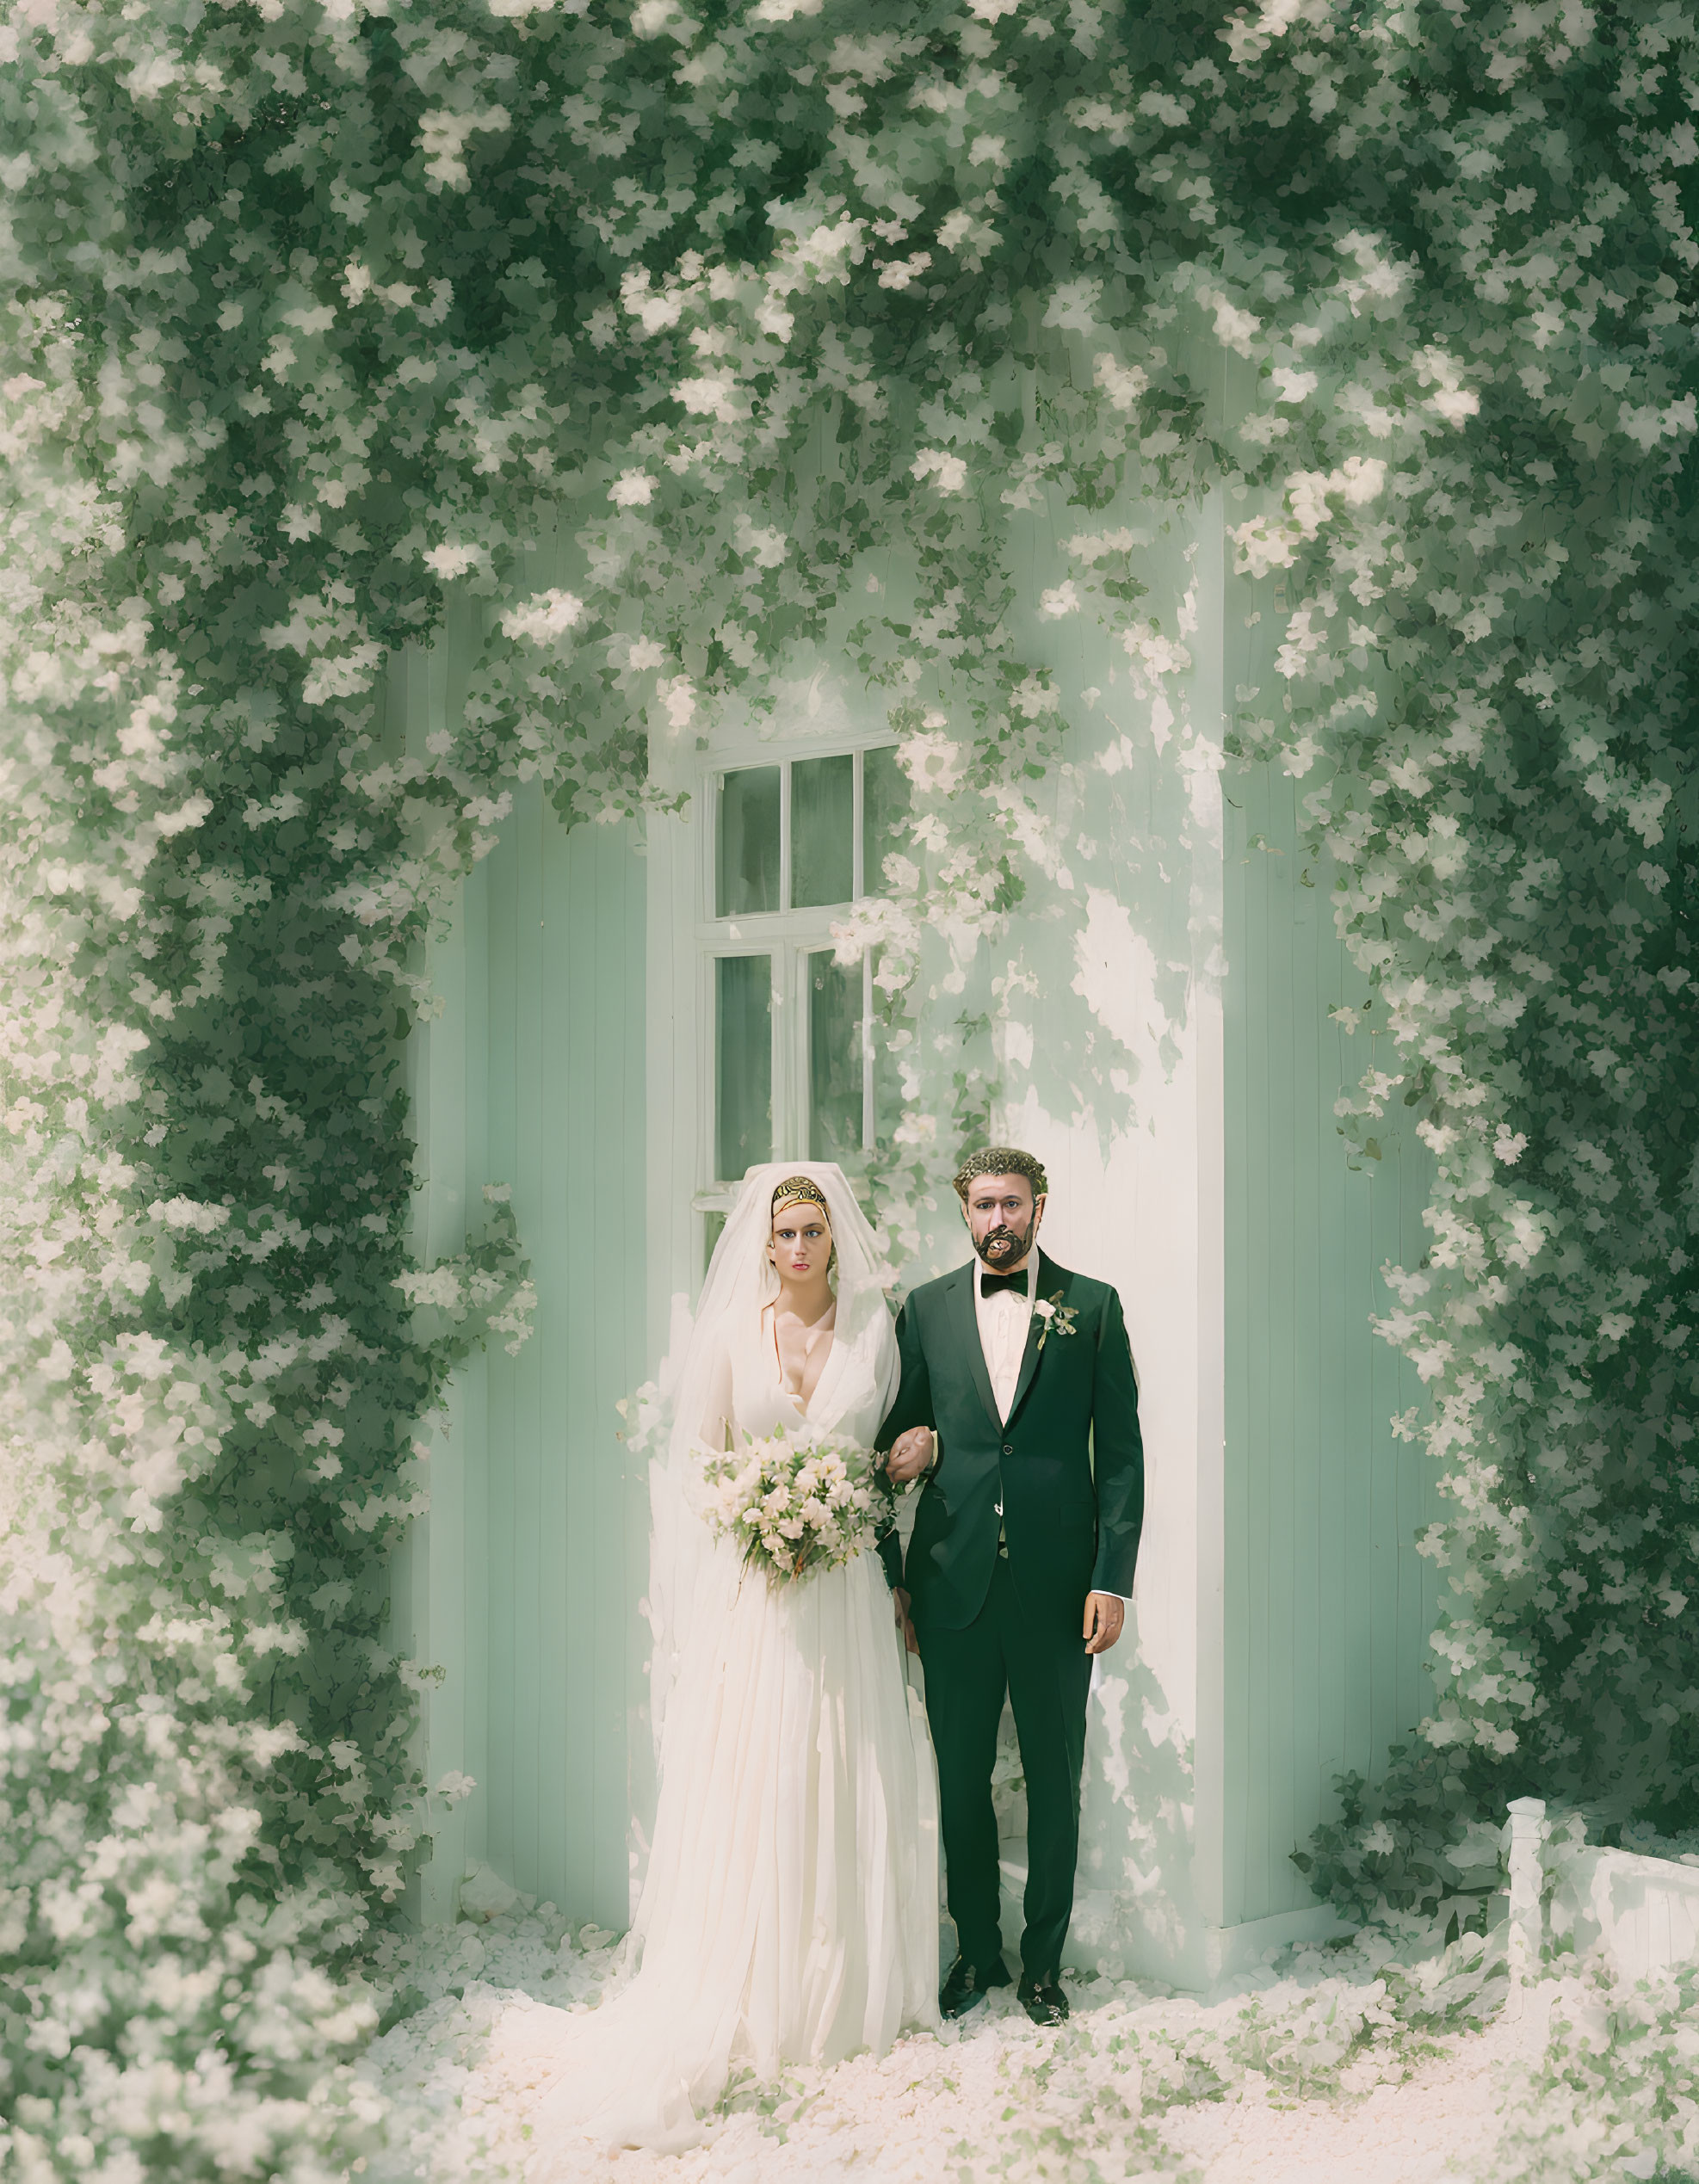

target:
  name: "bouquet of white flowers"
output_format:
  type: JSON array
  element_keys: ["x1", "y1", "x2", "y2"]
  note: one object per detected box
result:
[{"x1": 699, "y1": 1425, "x2": 893, "y2": 1585}]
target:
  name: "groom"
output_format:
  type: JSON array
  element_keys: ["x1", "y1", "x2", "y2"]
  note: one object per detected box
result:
[{"x1": 877, "y1": 1147, "x2": 1143, "y2": 2027}]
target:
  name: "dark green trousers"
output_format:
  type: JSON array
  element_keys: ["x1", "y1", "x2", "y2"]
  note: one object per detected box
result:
[{"x1": 917, "y1": 1553, "x2": 1093, "y2": 1982}]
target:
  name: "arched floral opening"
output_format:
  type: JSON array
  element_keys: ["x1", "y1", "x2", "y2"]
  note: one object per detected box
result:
[{"x1": 2, "y1": 0, "x2": 1696, "y2": 2165}]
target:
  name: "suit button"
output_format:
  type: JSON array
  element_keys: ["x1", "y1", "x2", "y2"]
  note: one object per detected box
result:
[{"x1": 1002, "y1": 1443, "x2": 1013, "y2": 1456}]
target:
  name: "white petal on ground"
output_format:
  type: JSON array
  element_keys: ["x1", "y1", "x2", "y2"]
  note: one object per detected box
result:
[{"x1": 354, "y1": 1908, "x2": 1561, "y2": 2182}]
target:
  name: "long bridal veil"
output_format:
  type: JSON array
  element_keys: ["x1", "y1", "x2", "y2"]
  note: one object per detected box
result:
[
  {"x1": 644, "y1": 1161, "x2": 899, "y2": 1771},
  {"x1": 487, "y1": 1161, "x2": 935, "y2": 2165}
]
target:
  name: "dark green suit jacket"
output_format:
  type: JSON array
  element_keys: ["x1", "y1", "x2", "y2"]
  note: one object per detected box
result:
[{"x1": 874, "y1": 1251, "x2": 1143, "y2": 1632}]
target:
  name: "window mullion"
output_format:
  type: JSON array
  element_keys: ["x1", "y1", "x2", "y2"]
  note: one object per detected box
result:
[
  {"x1": 779, "y1": 943, "x2": 802, "y2": 1163},
  {"x1": 862, "y1": 951, "x2": 874, "y2": 1155},
  {"x1": 707, "y1": 768, "x2": 720, "y2": 922},
  {"x1": 779, "y1": 759, "x2": 792, "y2": 914},
  {"x1": 703, "y1": 945, "x2": 715, "y2": 1189},
  {"x1": 851, "y1": 748, "x2": 864, "y2": 899}
]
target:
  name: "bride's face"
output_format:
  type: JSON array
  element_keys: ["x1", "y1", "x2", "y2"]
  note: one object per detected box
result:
[{"x1": 769, "y1": 1206, "x2": 832, "y2": 1286}]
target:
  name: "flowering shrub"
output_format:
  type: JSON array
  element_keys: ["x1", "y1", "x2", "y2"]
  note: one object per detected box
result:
[
  {"x1": 3, "y1": 0, "x2": 1697, "y2": 2167},
  {"x1": 1217, "y1": 0, "x2": 1699, "y2": 1916}
]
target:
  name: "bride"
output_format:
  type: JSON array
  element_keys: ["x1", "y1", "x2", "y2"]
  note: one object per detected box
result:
[{"x1": 488, "y1": 1163, "x2": 941, "y2": 2162}]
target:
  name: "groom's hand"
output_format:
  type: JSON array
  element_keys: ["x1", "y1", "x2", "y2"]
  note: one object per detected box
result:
[
  {"x1": 1083, "y1": 1592, "x2": 1126, "y2": 1655},
  {"x1": 893, "y1": 1586, "x2": 920, "y2": 1655},
  {"x1": 886, "y1": 1427, "x2": 935, "y2": 1484}
]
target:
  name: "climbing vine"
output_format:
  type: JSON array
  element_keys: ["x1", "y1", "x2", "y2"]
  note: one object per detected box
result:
[{"x1": 2, "y1": 0, "x2": 1697, "y2": 2171}]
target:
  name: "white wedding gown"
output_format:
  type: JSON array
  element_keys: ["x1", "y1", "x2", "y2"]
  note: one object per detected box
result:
[{"x1": 487, "y1": 1305, "x2": 942, "y2": 2163}]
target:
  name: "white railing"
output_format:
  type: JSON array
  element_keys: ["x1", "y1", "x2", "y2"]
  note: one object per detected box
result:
[{"x1": 1502, "y1": 1797, "x2": 1699, "y2": 1993}]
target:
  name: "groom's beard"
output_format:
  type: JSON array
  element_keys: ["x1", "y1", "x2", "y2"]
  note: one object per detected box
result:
[{"x1": 974, "y1": 1219, "x2": 1035, "y2": 1269}]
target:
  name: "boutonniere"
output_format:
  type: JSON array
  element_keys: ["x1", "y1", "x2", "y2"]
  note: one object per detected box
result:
[{"x1": 1034, "y1": 1293, "x2": 1078, "y2": 1353}]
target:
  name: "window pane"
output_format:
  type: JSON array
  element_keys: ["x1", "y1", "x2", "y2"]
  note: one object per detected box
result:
[
  {"x1": 808, "y1": 949, "x2": 864, "y2": 1165},
  {"x1": 862, "y1": 743, "x2": 912, "y2": 897},
  {"x1": 717, "y1": 767, "x2": 781, "y2": 917},
  {"x1": 790, "y1": 753, "x2": 854, "y2": 909},
  {"x1": 715, "y1": 954, "x2": 772, "y2": 1180}
]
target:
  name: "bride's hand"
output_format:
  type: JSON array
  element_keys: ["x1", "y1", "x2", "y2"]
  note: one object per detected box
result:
[
  {"x1": 886, "y1": 1427, "x2": 934, "y2": 1484},
  {"x1": 892, "y1": 1586, "x2": 919, "y2": 1656}
]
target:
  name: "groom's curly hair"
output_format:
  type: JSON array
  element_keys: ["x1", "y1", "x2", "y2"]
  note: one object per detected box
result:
[{"x1": 953, "y1": 1146, "x2": 1049, "y2": 1201}]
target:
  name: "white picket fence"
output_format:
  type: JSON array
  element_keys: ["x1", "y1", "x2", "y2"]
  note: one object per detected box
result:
[{"x1": 1507, "y1": 1797, "x2": 1699, "y2": 1988}]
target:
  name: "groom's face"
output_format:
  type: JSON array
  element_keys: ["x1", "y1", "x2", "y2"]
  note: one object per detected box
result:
[{"x1": 962, "y1": 1175, "x2": 1045, "y2": 1273}]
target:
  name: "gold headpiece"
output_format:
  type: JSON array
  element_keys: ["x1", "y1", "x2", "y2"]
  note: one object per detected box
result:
[{"x1": 770, "y1": 1175, "x2": 831, "y2": 1221}]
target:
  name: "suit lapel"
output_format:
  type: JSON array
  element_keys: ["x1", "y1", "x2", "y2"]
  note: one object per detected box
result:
[
  {"x1": 948, "y1": 1262, "x2": 1004, "y2": 1434},
  {"x1": 1006, "y1": 1252, "x2": 1066, "y2": 1427}
]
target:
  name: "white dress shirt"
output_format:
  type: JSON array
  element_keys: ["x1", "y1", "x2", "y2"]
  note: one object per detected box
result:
[{"x1": 974, "y1": 1249, "x2": 1038, "y2": 1423}]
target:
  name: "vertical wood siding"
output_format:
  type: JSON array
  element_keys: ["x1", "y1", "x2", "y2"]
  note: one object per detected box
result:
[
  {"x1": 476, "y1": 785, "x2": 650, "y2": 1927},
  {"x1": 399, "y1": 711, "x2": 650, "y2": 1928},
  {"x1": 1220, "y1": 758, "x2": 1440, "y2": 1925}
]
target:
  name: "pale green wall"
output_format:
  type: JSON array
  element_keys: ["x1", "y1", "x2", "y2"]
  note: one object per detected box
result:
[
  {"x1": 473, "y1": 787, "x2": 650, "y2": 1928},
  {"x1": 1220, "y1": 753, "x2": 1439, "y2": 1924},
  {"x1": 393, "y1": 637, "x2": 650, "y2": 1928}
]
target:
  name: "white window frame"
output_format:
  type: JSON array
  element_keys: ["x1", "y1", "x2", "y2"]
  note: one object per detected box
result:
[{"x1": 694, "y1": 735, "x2": 898, "y2": 1218}]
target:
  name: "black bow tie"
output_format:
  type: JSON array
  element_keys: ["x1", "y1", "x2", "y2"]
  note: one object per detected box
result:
[{"x1": 980, "y1": 1270, "x2": 1029, "y2": 1299}]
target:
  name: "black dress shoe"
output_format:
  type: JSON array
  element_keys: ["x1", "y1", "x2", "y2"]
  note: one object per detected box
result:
[
  {"x1": 939, "y1": 1954, "x2": 1013, "y2": 2019},
  {"x1": 1017, "y1": 1974, "x2": 1069, "y2": 2026}
]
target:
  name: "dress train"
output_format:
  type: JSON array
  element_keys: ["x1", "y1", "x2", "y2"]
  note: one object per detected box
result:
[{"x1": 487, "y1": 1542, "x2": 939, "y2": 2161}]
